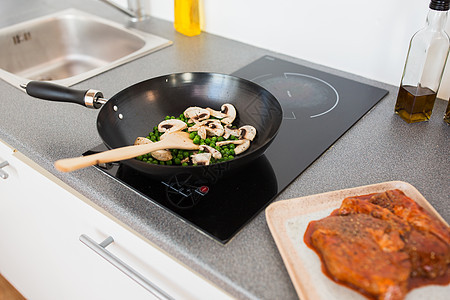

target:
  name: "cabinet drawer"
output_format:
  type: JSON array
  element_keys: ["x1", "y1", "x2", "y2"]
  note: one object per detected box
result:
[{"x1": 0, "y1": 140, "x2": 231, "y2": 300}]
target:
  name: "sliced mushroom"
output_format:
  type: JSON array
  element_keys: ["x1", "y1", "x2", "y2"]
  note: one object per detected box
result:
[
  {"x1": 239, "y1": 125, "x2": 257, "y2": 141},
  {"x1": 223, "y1": 125, "x2": 240, "y2": 139},
  {"x1": 189, "y1": 119, "x2": 224, "y2": 137},
  {"x1": 134, "y1": 137, "x2": 151, "y2": 145},
  {"x1": 203, "y1": 119, "x2": 224, "y2": 136},
  {"x1": 181, "y1": 157, "x2": 190, "y2": 164},
  {"x1": 221, "y1": 104, "x2": 236, "y2": 124},
  {"x1": 190, "y1": 152, "x2": 212, "y2": 165},
  {"x1": 183, "y1": 107, "x2": 210, "y2": 123},
  {"x1": 234, "y1": 139, "x2": 251, "y2": 155},
  {"x1": 197, "y1": 126, "x2": 207, "y2": 140},
  {"x1": 205, "y1": 124, "x2": 224, "y2": 137},
  {"x1": 216, "y1": 139, "x2": 250, "y2": 155},
  {"x1": 151, "y1": 150, "x2": 173, "y2": 161},
  {"x1": 199, "y1": 145, "x2": 222, "y2": 160},
  {"x1": 188, "y1": 120, "x2": 207, "y2": 132},
  {"x1": 203, "y1": 119, "x2": 222, "y2": 128},
  {"x1": 158, "y1": 119, "x2": 187, "y2": 135},
  {"x1": 215, "y1": 139, "x2": 247, "y2": 147},
  {"x1": 134, "y1": 137, "x2": 173, "y2": 161},
  {"x1": 206, "y1": 107, "x2": 227, "y2": 119}
]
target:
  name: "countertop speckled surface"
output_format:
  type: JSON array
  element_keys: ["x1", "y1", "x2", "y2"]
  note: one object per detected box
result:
[{"x1": 1, "y1": 1, "x2": 449, "y2": 299}]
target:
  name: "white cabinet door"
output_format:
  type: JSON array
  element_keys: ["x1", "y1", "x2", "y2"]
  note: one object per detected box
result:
[{"x1": 0, "y1": 140, "x2": 232, "y2": 300}]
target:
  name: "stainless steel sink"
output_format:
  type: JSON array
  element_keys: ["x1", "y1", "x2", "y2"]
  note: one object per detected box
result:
[{"x1": 0, "y1": 9, "x2": 172, "y2": 89}]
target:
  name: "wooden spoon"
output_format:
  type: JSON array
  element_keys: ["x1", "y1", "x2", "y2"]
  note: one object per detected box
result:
[{"x1": 54, "y1": 131, "x2": 199, "y2": 172}]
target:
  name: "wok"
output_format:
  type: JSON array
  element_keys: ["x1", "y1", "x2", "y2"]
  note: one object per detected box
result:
[{"x1": 25, "y1": 72, "x2": 283, "y2": 181}]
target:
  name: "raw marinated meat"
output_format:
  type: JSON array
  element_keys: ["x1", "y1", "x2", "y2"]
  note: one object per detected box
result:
[{"x1": 304, "y1": 189, "x2": 450, "y2": 300}]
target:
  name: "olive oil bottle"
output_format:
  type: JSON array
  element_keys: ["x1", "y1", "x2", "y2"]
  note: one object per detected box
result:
[
  {"x1": 395, "y1": 0, "x2": 450, "y2": 123},
  {"x1": 395, "y1": 85, "x2": 437, "y2": 123},
  {"x1": 174, "y1": 0, "x2": 201, "y2": 36}
]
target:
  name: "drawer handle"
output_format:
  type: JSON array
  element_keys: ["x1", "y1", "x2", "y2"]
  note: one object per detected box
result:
[
  {"x1": 80, "y1": 234, "x2": 174, "y2": 300},
  {"x1": 0, "y1": 161, "x2": 9, "y2": 179}
]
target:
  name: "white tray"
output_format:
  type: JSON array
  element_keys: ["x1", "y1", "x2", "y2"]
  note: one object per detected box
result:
[{"x1": 266, "y1": 181, "x2": 449, "y2": 300}]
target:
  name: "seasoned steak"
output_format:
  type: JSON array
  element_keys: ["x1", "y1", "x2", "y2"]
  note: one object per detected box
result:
[
  {"x1": 308, "y1": 213, "x2": 411, "y2": 299},
  {"x1": 304, "y1": 189, "x2": 450, "y2": 300}
]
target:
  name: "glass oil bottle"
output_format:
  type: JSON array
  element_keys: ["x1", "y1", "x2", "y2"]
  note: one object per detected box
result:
[
  {"x1": 174, "y1": 0, "x2": 201, "y2": 36},
  {"x1": 395, "y1": 0, "x2": 450, "y2": 123}
]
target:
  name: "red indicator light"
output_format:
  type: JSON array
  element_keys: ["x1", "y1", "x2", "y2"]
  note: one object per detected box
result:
[{"x1": 198, "y1": 186, "x2": 209, "y2": 195}]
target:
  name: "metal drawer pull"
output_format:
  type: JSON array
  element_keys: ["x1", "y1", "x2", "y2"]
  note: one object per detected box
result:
[
  {"x1": 80, "y1": 234, "x2": 174, "y2": 300},
  {"x1": 0, "y1": 161, "x2": 9, "y2": 179}
]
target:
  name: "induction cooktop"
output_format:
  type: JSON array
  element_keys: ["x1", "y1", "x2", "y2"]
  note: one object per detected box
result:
[{"x1": 85, "y1": 56, "x2": 388, "y2": 244}]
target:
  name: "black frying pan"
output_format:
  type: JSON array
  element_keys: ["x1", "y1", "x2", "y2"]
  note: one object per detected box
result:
[{"x1": 25, "y1": 72, "x2": 283, "y2": 181}]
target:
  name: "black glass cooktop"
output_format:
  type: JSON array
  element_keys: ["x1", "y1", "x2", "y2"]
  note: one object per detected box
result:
[{"x1": 86, "y1": 56, "x2": 388, "y2": 244}]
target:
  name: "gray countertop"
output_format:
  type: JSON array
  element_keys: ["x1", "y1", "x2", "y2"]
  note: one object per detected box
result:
[{"x1": 1, "y1": 1, "x2": 449, "y2": 299}]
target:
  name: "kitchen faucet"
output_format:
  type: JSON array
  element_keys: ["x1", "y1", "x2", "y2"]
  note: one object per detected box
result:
[{"x1": 99, "y1": 0, "x2": 150, "y2": 22}]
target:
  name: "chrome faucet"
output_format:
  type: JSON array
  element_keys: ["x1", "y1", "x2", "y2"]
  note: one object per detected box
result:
[{"x1": 99, "y1": 0, "x2": 150, "y2": 22}]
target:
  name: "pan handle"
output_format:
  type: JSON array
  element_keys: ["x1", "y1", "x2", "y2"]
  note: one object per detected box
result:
[{"x1": 22, "y1": 81, "x2": 106, "y2": 109}]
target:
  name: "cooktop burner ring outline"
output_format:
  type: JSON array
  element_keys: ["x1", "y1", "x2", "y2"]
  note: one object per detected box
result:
[
  {"x1": 284, "y1": 72, "x2": 340, "y2": 118},
  {"x1": 250, "y1": 72, "x2": 340, "y2": 119},
  {"x1": 251, "y1": 73, "x2": 273, "y2": 81}
]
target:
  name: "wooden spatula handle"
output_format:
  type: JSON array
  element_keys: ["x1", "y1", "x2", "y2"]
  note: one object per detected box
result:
[{"x1": 54, "y1": 142, "x2": 168, "y2": 172}]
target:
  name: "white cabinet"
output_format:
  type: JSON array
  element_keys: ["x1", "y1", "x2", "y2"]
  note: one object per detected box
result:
[{"x1": 0, "y1": 139, "x2": 232, "y2": 300}]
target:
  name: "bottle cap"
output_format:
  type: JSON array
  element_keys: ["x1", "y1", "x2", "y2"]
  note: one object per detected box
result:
[{"x1": 430, "y1": 0, "x2": 450, "y2": 11}]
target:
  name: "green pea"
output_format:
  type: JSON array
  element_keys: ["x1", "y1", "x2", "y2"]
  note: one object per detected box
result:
[
  {"x1": 182, "y1": 162, "x2": 188, "y2": 166},
  {"x1": 189, "y1": 132, "x2": 196, "y2": 140},
  {"x1": 174, "y1": 158, "x2": 181, "y2": 165}
]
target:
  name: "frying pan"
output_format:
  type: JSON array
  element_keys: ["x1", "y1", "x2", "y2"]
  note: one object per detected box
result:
[{"x1": 25, "y1": 72, "x2": 283, "y2": 181}]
